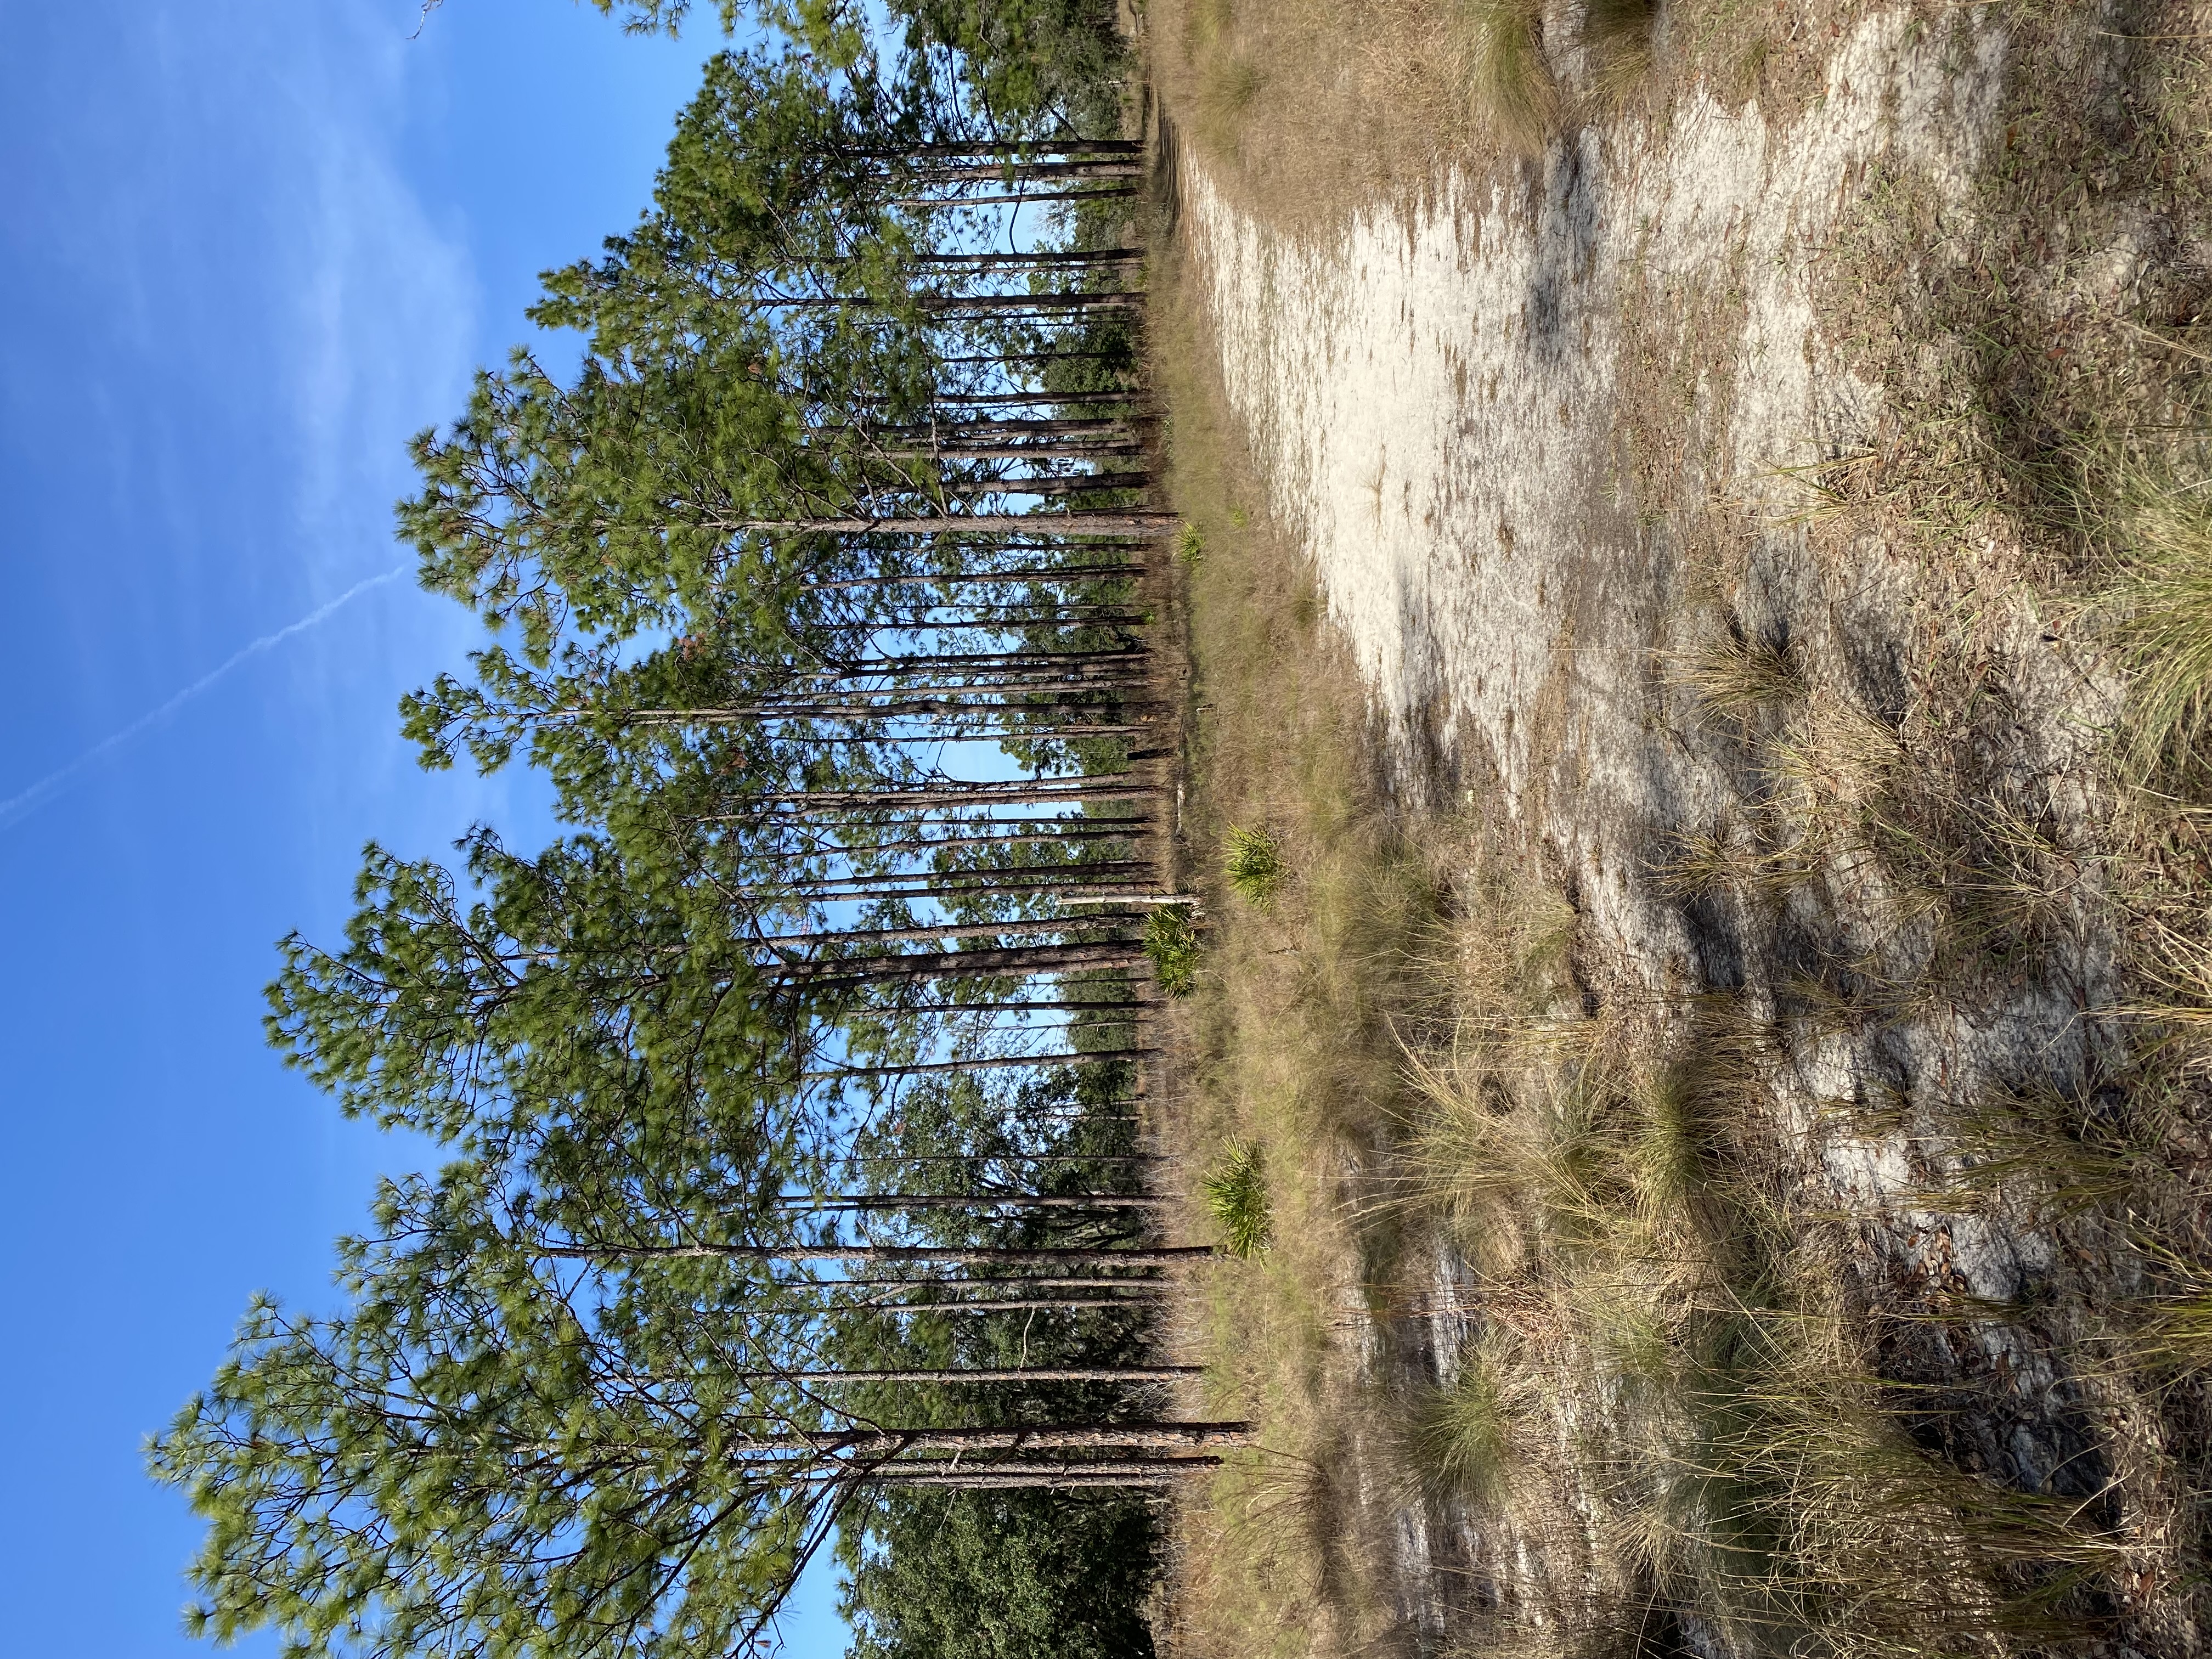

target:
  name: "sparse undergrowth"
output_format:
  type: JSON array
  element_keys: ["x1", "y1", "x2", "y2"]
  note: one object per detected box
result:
[
  {"x1": 1200, "y1": 1141, "x2": 1273, "y2": 1257},
  {"x1": 1222, "y1": 826, "x2": 1287, "y2": 907},
  {"x1": 1148, "y1": 243, "x2": 1454, "y2": 1659},
  {"x1": 1148, "y1": 3, "x2": 2212, "y2": 1656},
  {"x1": 1145, "y1": 907, "x2": 1204, "y2": 996},
  {"x1": 1396, "y1": 948, "x2": 2145, "y2": 1656},
  {"x1": 1143, "y1": 0, "x2": 1813, "y2": 229}
]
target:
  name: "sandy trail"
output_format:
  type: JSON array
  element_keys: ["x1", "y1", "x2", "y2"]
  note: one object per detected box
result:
[
  {"x1": 1178, "y1": 9, "x2": 2120, "y2": 1243},
  {"x1": 1183, "y1": 10, "x2": 2013, "y2": 976},
  {"x1": 1178, "y1": 12, "x2": 2140, "y2": 1633}
]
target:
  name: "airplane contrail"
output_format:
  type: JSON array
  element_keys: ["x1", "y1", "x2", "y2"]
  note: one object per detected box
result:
[{"x1": 0, "y1": 563, "x2": 411, "y2": 833}]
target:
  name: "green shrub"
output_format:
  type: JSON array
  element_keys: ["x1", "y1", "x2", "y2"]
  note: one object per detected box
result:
[
  {"x1": 1143, "y1": 907, "x2": 1202, "y2": 996},
  {"x1": 1201, "y1": 1141, "x2": 1273, "y2": 1256},
  {"x1": 1223, "y1": 825, "x2": 1287, "y2": 906}
]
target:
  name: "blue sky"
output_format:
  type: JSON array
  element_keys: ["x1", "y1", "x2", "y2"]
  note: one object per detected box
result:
[{"x1": 0, "y1": 1, "x2": 842, "y2": 1651}]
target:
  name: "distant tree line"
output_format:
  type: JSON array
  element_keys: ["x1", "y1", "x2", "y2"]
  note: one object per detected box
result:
[{"x1": 151, "y1": 10, "x2": 1202, "y2": 1659}]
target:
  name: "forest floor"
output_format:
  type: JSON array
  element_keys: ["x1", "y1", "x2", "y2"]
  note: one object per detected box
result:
[{"x1": 1140, "y1": 3, "x2": 2212, "y2": 1657}]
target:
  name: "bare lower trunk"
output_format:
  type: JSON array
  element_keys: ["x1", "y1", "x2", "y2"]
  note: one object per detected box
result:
[
  {"x1": 799, "y1": 1048, "x2": 1159, "y2": 1081},
  {"x1": 739, "y1": 1422, "x2": 1249, "y2": 1455},
  {"x1": 770, "y1": 1364, "x2": 1199, "y2": 1385},
  {"x1": 772, "y1": 1191, "x2": 1170, "y2": 1212}
]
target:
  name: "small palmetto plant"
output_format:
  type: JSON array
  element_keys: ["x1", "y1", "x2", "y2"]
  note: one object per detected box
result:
[
  {"x1": 1143, "y1": 906, "x2": 1203, "y2": 996},
  {"x1": 1202, "y1": 1140, "x2": 1273, "y2": 1256},
  {"x1": 1224, "y1": 825, "x2": 1288, "y2": 907}
]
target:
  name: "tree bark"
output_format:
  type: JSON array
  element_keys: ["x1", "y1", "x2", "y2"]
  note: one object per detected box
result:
[
  {"x1": 736, "y1": 1422, "x2": 1247, "y2": 1455},
  {"x1": 771, "y1": 1365, "x2": 1199, "y2": 1385},
  {"x1": 767, "y1": 940, "x2": 1153, "y2": 989},
  {"x1": 799, "y1": 1048, "x2": 1159, "y2": 1081},
  {"x1": 533, "y1": 1243, "x2": 1212, "y2": 1266},
  {"x1": 730, "y1": 512, "x2": 1172, "y2": 533},
  {"x1": 772, "y1": 1192, "x2": 1170, "y2": 1212}
]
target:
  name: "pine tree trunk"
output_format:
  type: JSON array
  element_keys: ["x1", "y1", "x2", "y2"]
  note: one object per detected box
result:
[
  {"x1": 769, "y1": 1364, "x2": 1199, "y2": 1385},
  {"x1": 733, "y1": 1422, "x2": 1248, "y2": 1455},
  {"x1": 533, "y1": 1243, "x2": 1211, "y2": 1266},
  {"x1": 772, "y1": 1192, "x2": 1170, "y2": 1212},
  {"x1": 798, "y1": 1049, "x2": 1159, "y2": 1081}
]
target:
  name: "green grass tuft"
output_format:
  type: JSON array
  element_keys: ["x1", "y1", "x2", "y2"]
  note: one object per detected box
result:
[
  {"x1": 2101, "y1": 476, "x2": 2212, "y2": 775},
  {"x1": 1405, "y1": 1349, "x2": 1516, "y2": 1505},
  {"x1": 1201, "y1": 1140, "x2": 1273, "y2": 1256},
  {"x1": 1582, "y1": 0, "x2": 1656, "y2": 100},
  {"x1": 1177, "y1": 521, "x2": 1206, "y2": 568},
  {"x1": 2139, "y1": 1291, "x2": 2212, "y2": 1369},
  {"x1": 1453, "y1": 0, "x2": 1559, "y2": 156},
  {"x1": 1623, "y1": 1062, "x2": 1738, "y2": 1231},
  {"x1": 1224, "y1": 824, "x2": 1288, "y2": 906},
  {"x1": 1143, "y1": 906, "x2": 1203, "y2": 996}
]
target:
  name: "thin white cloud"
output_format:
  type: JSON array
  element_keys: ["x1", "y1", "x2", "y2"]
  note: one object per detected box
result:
[
  {"x1": 0, "y1": 563, "x2": 408, "y2": 833},
  {"x1": 283, "y1": 10, "x2": 478, "y2": 566},
  {"x1": 249, "y1": 0, "x2": 511, "y2": 840}
]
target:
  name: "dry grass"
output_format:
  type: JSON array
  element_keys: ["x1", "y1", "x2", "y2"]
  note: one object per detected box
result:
[
  {"x1": 1143, "y1": 484, "x2": 2179, "y2": 1643},
  {"x1": 1459, "y1": 0, "x2": 1560, "y2": 157},
  {"x1": 1660, "y1": 629, "x2": 1808, "y2": 720},
  {"x1": 2131, "y1": 1244, "x2": 2212, "y2": 1371},
  {"x1": 1147, "y1": 0, "x2": 1499, "y2": 227},
  {"x1": 2096, "y1": 462, "x2": 2212, "y2": 779},
  {"x1": 1141, "y1": 0, "x2": 1832, "y2": 230},
  {"x1": 1582, "y1": 0, "x2": 1658, "y2": 103},
  {"x1": 1147, "y1": 239, "x2": 1453, "y2": 1659},
  {"x1": 1655, "y1": 668, "x2": 1906, "y2": 915},
  {"x1": 1139, "y1": 5, "x2": 2212, "y2": 1654},
  {"x1": 1395, "y1": 983, "x2": 2128, "y2": 1659}
]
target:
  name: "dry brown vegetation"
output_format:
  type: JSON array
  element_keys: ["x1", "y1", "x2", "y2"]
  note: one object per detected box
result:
[
  {"x1": 1138, "y1": 2, "x2": 2212, "y2": 1656},
  {"x1": 1144, "y1": 252, "x2": 1454, "y2": 1659},
  {"x1": 1137, "y1": 0, "x2": 1839, "y2": 230}
]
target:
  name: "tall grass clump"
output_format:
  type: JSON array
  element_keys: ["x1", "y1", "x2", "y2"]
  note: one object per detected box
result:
[
  {"x1": 1622, "y1": 1060, "x2": 1741, "y2": 1234},
  {"x1": 1188, "y1": 0, "x2": 1263, "y2": 151},
  {"x1": 1663, "y1": 629, "x2": 1807, "y2": 718},
  {"x1": 1405, "y1": 1341, "x2": 1521, "y2": 1506},
  {"x1": 1644, "y1": 1304, "x2": 2107, "y2": 1658},
  {"x1": 1224, "y1": 825, "x2": 1288, "y2": 906},
  {"x1": 2127, "y1": 1238, "x2": 2212, "y2": 1371},
  {"x1": 1144, "y1": 906, "x2": 1203, "y2": 996},
  {"x1": 2099, "y1": 473, "x2": 2212, "y2": 775},
  {"x1": 1451, "y1": 0, "x2": 1560, "y2": 155},
  {"x1": 1202, "y1": 1140, "x2": 1274, "y2": 1256},
  {"x1": 2136, "y1": 1285, "x2": 2212, "y2": 1371},
  {"x1": 1582, "y1": 0, "x2": 1657, "y2": 101},
  {"x1": 1392, "y1": 968, "x2": 2119, "y2": 1651}
]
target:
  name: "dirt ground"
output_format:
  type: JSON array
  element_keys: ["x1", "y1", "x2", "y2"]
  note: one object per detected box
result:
[{"x1": 1144, "y1": 2, "x2": 2212, "y2": 1655}]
